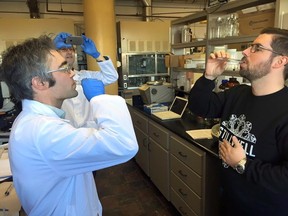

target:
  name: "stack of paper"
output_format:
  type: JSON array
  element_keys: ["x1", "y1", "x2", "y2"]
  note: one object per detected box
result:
[{"x1": 186, "y1": 129, "x2": 212, "y2": 139}]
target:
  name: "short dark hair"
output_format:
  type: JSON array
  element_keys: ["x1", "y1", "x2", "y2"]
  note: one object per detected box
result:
[
  {"x1": 0, "y1": 35, "x2": 56, "y2": 101},
  {"x1": 260, "y1": 27, "x2": 288, "y2": 79}
]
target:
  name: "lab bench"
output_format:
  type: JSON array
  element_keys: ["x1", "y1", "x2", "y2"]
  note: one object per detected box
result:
[{"x1": 127, "y1": 104, "x2": 221, "y2": 216}]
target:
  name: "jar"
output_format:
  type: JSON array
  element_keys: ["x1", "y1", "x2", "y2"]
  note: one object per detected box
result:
[
  {"x1": 227, "y1": 77, "x2": 240, "y2": 88},
  {"x1": 219, "y1": 78, "x2": 239, "y2": 91}
]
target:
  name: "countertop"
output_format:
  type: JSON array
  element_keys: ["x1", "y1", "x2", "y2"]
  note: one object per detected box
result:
[{"x1": 128, "y1": 104, "x2": 219, "y2": 158}]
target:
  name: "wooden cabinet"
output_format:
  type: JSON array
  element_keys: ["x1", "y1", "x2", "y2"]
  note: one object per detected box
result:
[
  {"x1": 131, "y1": 110, "x2": 149, "y2": 176},
  {"x1": 129, "y1": 106, "x2": 220, "y2": 216},
  {"x1": 149, "y1": 121, "x2": 170, "y2": 200},
  {"x1": 170, "y1": 135, "x2": 204, "y2": 216},
  {"x1": 170, "y1": 135, "x2": 220, "y2": 216},
  {"x1": 134, "y1": 127, "x2": 149, "y2": 175},
  {"x1": 130, "y1": 109, "x2": 170, "y2": 200}
]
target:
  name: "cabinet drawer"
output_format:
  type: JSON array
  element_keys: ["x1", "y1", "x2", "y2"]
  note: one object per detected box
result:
[
  {"x1": 170, "y1": 187, "x2": 198, "y2": 216},
  {"x1": 171, "y1": 154, "x2": 202, "y2": 196},
  {"x1": 170, "y1": 136, "x2": 204, "y2": 176},
  {"x1": 171, "y1": 172, "x2": 202, "y2": 216},
  {"x1": 133, "y1": 111, "x2": 148, "y2": 133},
  {"x1": 149, "y1": 121, "x2": 169, "y2": 149}
]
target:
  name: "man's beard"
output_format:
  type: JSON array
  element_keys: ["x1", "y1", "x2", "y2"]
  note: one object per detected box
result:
[{"x1": 239, "y1": 57, "x2": 272, "y2": 82}]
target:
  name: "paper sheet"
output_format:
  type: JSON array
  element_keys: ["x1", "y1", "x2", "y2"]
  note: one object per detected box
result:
[{"x1": 186, "y1": 129, "x2": 212, "y2": 139}]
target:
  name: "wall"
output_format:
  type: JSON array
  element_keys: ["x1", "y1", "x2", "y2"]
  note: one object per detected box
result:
[
  {"x1": 118, "y1": 20, "x2": 170, "y2": 53},
  {"x1": 0, "y1": 2, "x2": 177, "y2": 58},
  {"x1": 0, "y1": 1, "x2": 201, "y2": 53},
  {"x1": 0, "y1": 18, "x2": 74, "y2": 53}
]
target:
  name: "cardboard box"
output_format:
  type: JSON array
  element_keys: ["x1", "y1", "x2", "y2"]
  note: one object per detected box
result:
[
  {"x1": 169, "y1": 55, "x2": 180, "y2": 67},
  {"x1": 178, "y1": 55, "x2": 185, "y2": 68},
  {"x1": 165, "y1": 54, "x2": 182, "y2": 68},
  {"x1": 165, "y1": 55, "x2": 170, "y2": 67},
  {"x1": 238, "y1": 9, "x2": 275, "y2": 36},
  {"x1": 179, "y1": 53, "x2": 206, "y2": 68},
  {"x1": 166, "y1": 54, "x2": 206, "y2": 68}
]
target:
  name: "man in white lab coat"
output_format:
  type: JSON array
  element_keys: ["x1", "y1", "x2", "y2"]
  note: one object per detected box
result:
[
  {"x1": 53, "y1": 32, "x2": 118, "y2": 127},
  {"x1": 0, "y1": 35, "x2": 138, "y2": 216}
]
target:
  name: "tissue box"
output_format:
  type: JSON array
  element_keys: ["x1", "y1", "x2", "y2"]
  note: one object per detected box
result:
[{"x1": 143, "y1": 103, "x2": 168, "y2": 114}]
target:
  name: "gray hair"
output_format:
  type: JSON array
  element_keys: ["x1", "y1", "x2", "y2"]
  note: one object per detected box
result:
[{"x1": 0, "y1": 35, "x2": 56, "y2": 101}]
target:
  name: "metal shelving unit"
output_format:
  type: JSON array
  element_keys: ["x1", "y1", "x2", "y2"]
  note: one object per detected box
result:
[{"x1": 170, "y1": 0, "x2": 276, "y2": 93}]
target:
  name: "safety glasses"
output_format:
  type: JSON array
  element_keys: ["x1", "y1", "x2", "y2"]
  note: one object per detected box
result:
[
  {"x1": 46, "y1": 65, "x2": 72, "y2": 74},
  {"x1": 249, "y1": 43, "x2": 283, "y2": 56}
]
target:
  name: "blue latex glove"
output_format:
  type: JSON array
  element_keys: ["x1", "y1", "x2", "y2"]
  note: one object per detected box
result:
[
  {"x1": 53, "y1": 32, "x2": 73, "y2": 50},
  {"x1": 81, "y1": 35, "x2": 100, "y2": 58},
  {"x1": 81, "y1": 78, "x2": 105, "y2": 101}
]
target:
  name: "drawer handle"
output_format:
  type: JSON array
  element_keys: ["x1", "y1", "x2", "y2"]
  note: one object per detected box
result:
[
  {"x1": 179, "y1": 188, "x2": 188, "y2": 196},
  {"x1": 143, "y1": 137, "x2": 148, "y2": 147},
  {"x1": 178, "y1": 151, "x2": 187, "y2": 158},
  {"x1": 148, "y1": 141, "x2": 151, "y2": 152},
  {"x1": 179, "y1": 207, "x2": 188, "y2": 216},
  {"x1": 178, "y1": 170, "x2": 187, "y2": 177},
  {"x1": 153, "y1": 132, "x2": 159, "y2": 138}
]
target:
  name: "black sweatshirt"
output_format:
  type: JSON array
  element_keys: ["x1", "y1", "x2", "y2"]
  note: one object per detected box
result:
[{"x1": 188, "y1": 76, "x2": 288, "y2": 216}]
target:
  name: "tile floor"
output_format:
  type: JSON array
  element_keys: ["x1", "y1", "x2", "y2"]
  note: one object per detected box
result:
[
  {"x1": 19, "y1": 159, "x2": 180, "y2": 216},
  {"x1": 95, "y1": 159, "x2": 181, "y2": 216}
]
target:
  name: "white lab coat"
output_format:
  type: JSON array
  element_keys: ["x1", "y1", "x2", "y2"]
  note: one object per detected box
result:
[
  {"x1": 8, "y1": 95, "x2": 138, "y2": 216},
  {"x1": 61, "y1": 58, "x2": 118, "y2": 128}
]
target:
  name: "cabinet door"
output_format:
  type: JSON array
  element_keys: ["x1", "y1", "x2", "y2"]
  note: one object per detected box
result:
[
  {"x1": 134, "y1": 127, "x2": 149, "y2": 176},
  {"x1": 149, "y1": 138, "x2": 170, "y2": 200}
]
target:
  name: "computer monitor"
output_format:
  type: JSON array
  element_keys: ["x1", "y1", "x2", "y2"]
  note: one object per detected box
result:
[{"x1": 0, "y1": 82, "x2": 11, "y2": 109}]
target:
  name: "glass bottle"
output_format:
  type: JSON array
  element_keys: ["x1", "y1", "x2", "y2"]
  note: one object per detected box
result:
[
  {"x1": 181, "y1": 25, "x2": 192, "y2": 43},
  {"x1": 227, "y1": 77, "x2": 240, "y2": 88}
]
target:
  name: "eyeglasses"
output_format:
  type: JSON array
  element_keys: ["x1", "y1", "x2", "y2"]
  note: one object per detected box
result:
[
  {"x1": 46, "y1": 65, "x2": 72, "y2": 74},
  {"x1": 58, "y1": 48, "x2": 75, "y2": 52},
  {"x1": 249, "y1": 43, "x2": 283, "y2": 56}
]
